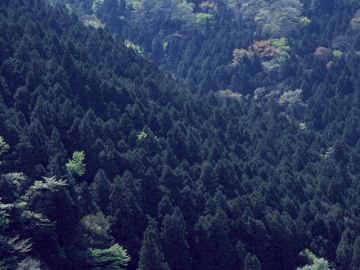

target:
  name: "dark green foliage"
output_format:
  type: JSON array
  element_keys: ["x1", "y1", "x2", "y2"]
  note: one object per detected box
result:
[
  {"x1": 91, "y1": 169, "x2": 111, "y2": 214},
  {"x1": 351, "y1": 237, "x2": 360, "y2": 270},
  {"x1": 2, "y1": 0, "x2": 360, "y2": 269},
  {"x1": 160, "y1": 208, "x2": 192, "y2": 270},
  {"x1": 109, "y1": 172, "x2": 146, "y2": 267},
  {"x1": 137, "y1": 219, "x2": 170, "y2": 270},
  {"x1": 244, "y1": 253, "x2": 261, "y2": 270}
]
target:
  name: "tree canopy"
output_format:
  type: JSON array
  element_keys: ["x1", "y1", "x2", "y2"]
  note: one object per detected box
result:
[{"x1": 1, "y1": 0, "x2": 360, "y2": 269}]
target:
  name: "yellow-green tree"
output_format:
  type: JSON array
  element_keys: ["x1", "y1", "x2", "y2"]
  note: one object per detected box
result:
[
  {"x1": 66, "y1": 151, "x2": 86, "y2": 176},
  {"x1": 87, "y1": 244, "x2": 130, "y2": 270},
  {"x1": 297, "y1": 249, "x2": 333, "y2": 270},
  {"x1": 0, "y1": 136, "x2": 9, "y2": 156}
]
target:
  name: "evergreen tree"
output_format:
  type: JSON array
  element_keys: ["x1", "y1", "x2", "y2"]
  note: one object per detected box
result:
[
  {"x1": 137, "y1": 219, "x2": 170, "y2": 270},
  {"x1": 157, "y1": 195, "x2": 174, "y2": 221},
  {"x1": 244, "y1": 253, "x2": 261, "y2": 270},
  {"x1": 91, "y1": 169, "x2": 111, "y2": 215},
  {"x1": 351, "y1": 237, "x2": 360, "y2": 270},
  {"x1": 161, "y1": 208, "x2": 192, "y2": 270}
]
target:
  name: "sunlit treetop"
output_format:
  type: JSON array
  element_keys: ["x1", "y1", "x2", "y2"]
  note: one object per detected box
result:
[
  {"x1": 351, "y1": 10, "x2": 360, "y2": 31},
  {"x1": 66, "y1": 151, "x2": 86, "y2": 176}
]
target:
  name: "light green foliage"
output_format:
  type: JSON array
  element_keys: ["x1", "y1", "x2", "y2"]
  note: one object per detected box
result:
[
  {"x1": 87, "y1": 244, "x2": 131, "y2": 270},
  {"x1": 320, "y1": 147, "x2": 335, "y2": 159},
  {"x1": 299, "y1": 16, "x2": 311, "y2": 25},
  {"x1": 239, "y1": 0, "x2": 267, "y2": 19},
  {"x1": 82, "y1": 213, "x2": 112, "y2": 246},
  {"x1": 65, "y1": 3, "x2": 73, "y2": 13},
  {"x1": 124, "y1": 40, "x2": 144, "y2": 54},
  {"x1": 297, "y1": 249, "x2": 333, "y2": 270},
  {"x1": 232, "y1": 48, "x2": 254, "y2": 65},
  {"x1": 8, "y1": 235, "x2": 32, "y2": 253},
  {"x1": 332, "y1": 50, "x2": 343, "y2": 58},
  {"x1": 137, "y1": 130, "x2": 148, "y2": 141},
  {"x1": 351, "y1": 10, "x2": 360, "y2": 31},
  {"x1": 298, "y1": 258, "x2": 332, "y2": 270},
  {"x1": 21, "y1": 210, "x2": 51, "y2": 225},
  {"x1": 175, "y1": 0, "x2": 193, "y2": 14},
  {"x1": 195, "y1": 12, "x2": 214, "y2": 24},
  {"x1": 299, "y1": 122, "x2": 307, "y2": 130},
  {"x1": 163, "y1": 41, "x2": 169, "y2": 49},
  {"x1": 23, "y1": 177, "x2": 68, "y2": 208},
  {"x1": 0, "y1": 136, "x2": 9, "y2": 156},
  {"x1": 172, "y1": 0, "x2": 195, "y2": 23},
  {"x1": 272, "y1": 37, "x2": 290, "y2": 55},
  {"x1": 241, "y1": 0, "x2": 305, "y2": 36},
  {"x1": 92, "y1": 0, "x2": 104, "y2": 13},
  {"x1": 16, "y1": 258, "x2": 42, "y2": 270},
  {"x1": 226, "y1": 0, "x2": 238, "y2": 9},
  {"x1": 261, "y1": 38, "x2": 290, "y2": 71},
  {"x1": 27, "y1": 177, "x2": 67, "y2": 193},
  {"x1": 216, "y1": 89, "x2": 242, "y2": 101},
  {"x1": 2, "y1": 173, "x2": 28, "y2": 193},
  {"x1": 66, "y1": 151, "x2": 86, "y2": 176},
  {"x1": 126, "y1": 0, "x2": 142, "y2": 10},
  {"x1": 239, "y1": 37, "x2": 290, "y2": 71},
  {"x1": 279, "y1": 89, "x2": 302, "y2": 106},
  {"x1": 254, "y1": 8, "x2": 280, "y2": 33},
  {"x1": 82, "y1": 213, "x2": 110, "y2": 236},
  {"x1": 0, "y1": 175, "x2": 62, "y2": 266},
  {"x1": 84, "y1": 15, "x2": 105, "y2": 29},
  {"x1": 300, "y1": 249, "x2": 317, "y2": 262}
]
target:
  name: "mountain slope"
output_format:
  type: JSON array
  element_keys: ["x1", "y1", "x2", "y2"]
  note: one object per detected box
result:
[{"x1": 1, "y1": 0, "x2": 360, "y2": 270}]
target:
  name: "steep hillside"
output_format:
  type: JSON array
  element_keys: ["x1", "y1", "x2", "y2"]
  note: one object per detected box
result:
[
  {"x1": 53, "y1": 0, "x2": 360, "y2": 96},
  {"x1": 1, "y1": 1, "x2": 360, "y2": 270}
]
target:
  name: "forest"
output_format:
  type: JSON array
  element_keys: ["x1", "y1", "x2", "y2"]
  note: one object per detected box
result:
[{"x1": 1, "y1": 0, "x2": 360, "y2": 269}]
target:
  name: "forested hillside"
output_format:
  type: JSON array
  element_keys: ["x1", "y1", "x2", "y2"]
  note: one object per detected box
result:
[
  {"x1": 2, "y1": 0, "x2": 360, "y2": 270},
  {"x1": 57, "y1": 0, "x2": 360, "y2": 95}
]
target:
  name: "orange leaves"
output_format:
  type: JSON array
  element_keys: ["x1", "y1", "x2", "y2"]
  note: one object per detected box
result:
[
  {"x1": 232, "y1": 40, "x2": 283, "y2": 65},
  {"x1": 251, "y1": 40, "x2": 281, "y2": 60},
  {"x1": 314, "y1": 47, "x2": 329, "y2": 57}
]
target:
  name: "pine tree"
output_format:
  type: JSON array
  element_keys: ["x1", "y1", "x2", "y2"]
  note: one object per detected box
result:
[
  {"x1": 142, "y1": 167, "x2": 161, "y2": 216},
  {"x1": 137, "y1": 219, "x2": 170, "y2": 270},
  {"x1": 351, "y1": 237, "x2": 360, "y2": 270},
  {"x1": 47, "y1": 129, "x2": 67, "y2": 176},
  {"x1": 0, "y1": 136, "x2": 9, "y2": 169},
  {"x1": 109, "y1": 172, "x2": 146, "y2": 265},
  {"x1": 337, "y1": 229, "x2": 353, "y2": 270},
  {"x1": 161, "y1": 208, "x2": 192, "y2": 270},
  {"x1": 199, "y1": 161, "x2": 218, "y2": 195},
  {"x1": 157, "y1": 195, "x2": 174, "y2": 221},
  {"x1": 244, "y1": 253, "x2": 261, "y2": 270},
  {"x1": 91, "y1": 169, "x2": 111, "y2": 215}
]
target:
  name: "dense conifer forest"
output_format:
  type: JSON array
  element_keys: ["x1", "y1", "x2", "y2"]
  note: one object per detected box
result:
[{"x1": 2, "y1": 0, "x2": 360, "y2": 269}]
